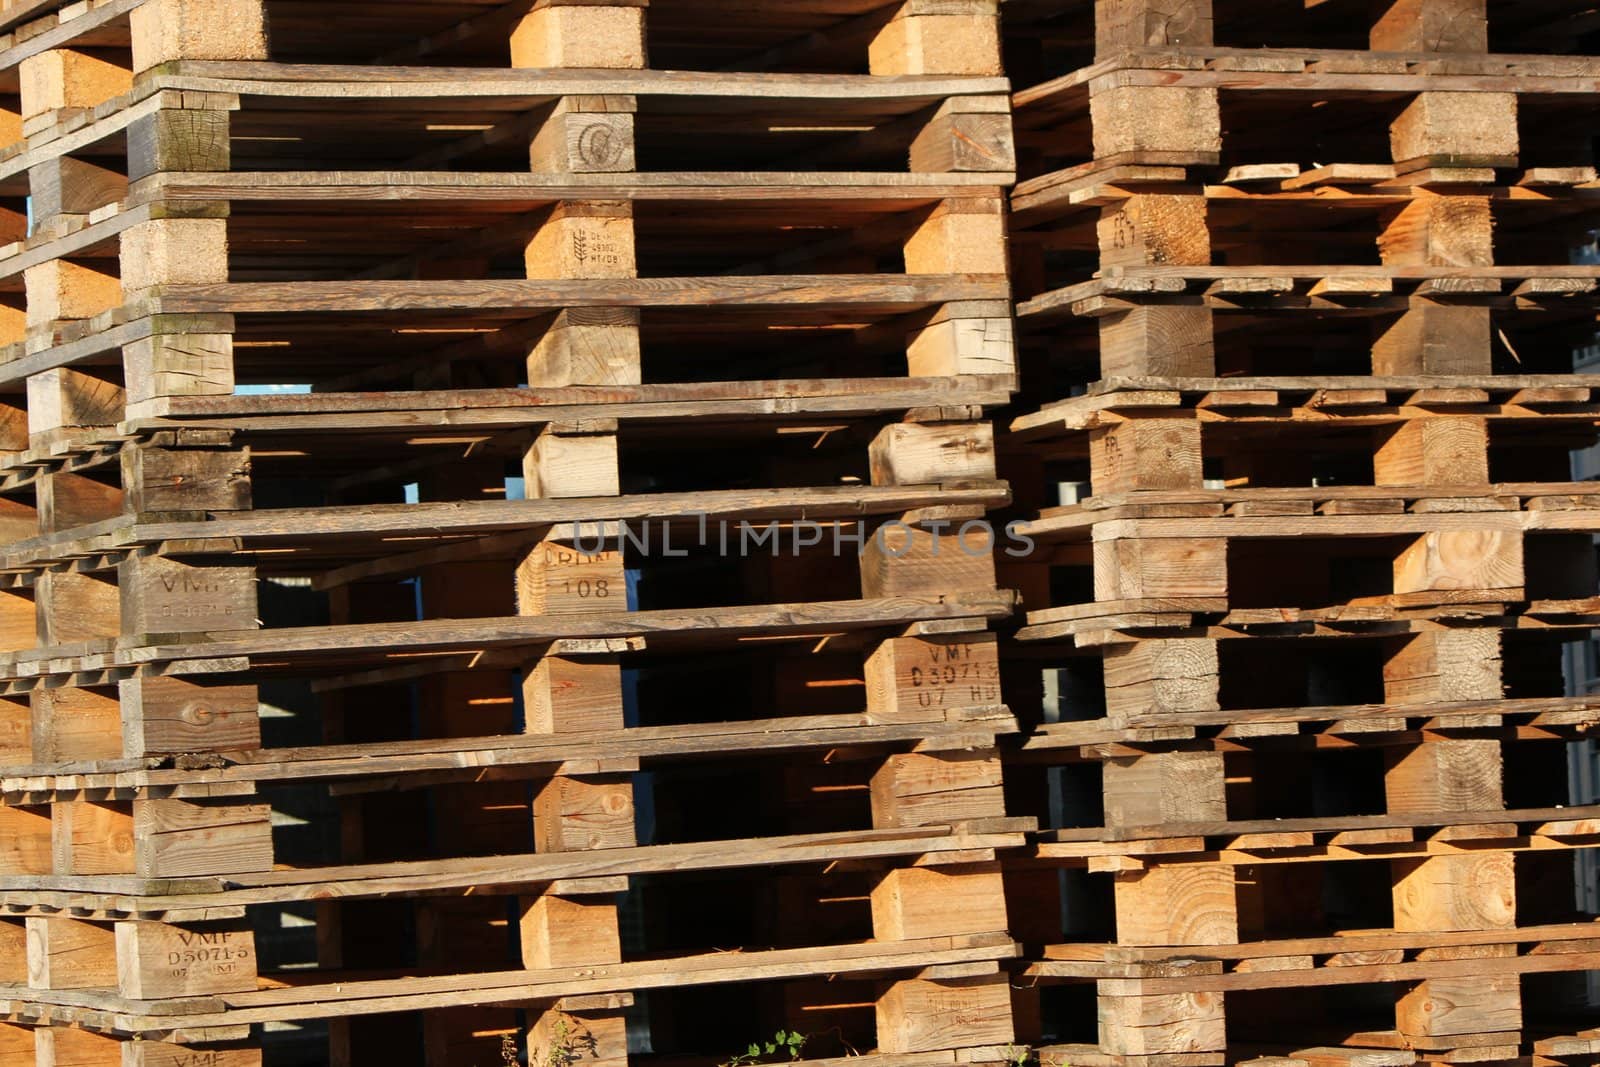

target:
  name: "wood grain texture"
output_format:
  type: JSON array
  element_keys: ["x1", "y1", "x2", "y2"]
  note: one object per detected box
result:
[
  {"x1": 865, "y1": 634, "x2": 1001, "y2": 718},
  {"x1": 148, "y1": 274, "x2": 1005, "y2": 314},
  {"x1": 1096, "y1": 0, "x2": 1214, "y2": 54},
  {"x1": 1390, "y1": 91, "x2": 1517, "y2": 166},
  {"x1": 1102, "y1": 637, "x2": 1220, "y2": 720},
  {"x1": 1113, "y1": 864, "x2": 1238, "y2": 946},
  {"x1": 118, "y1": 676, "x2": 260, "y2": 758},
  {"x1": 875, "y1": 975, "x2": 1014, "y2": 1054},
  {"x1": 1097, "y1": 988, "x2": 1225, "y2": 1055},
  {"x1": 1103, "y1": 751, "x2": 1226, "y2": 828},
  {"x1": 1090, "y1": 418, "x2": 1204, "y2": 494},
  {"x1": 26, "y1": 915, "x2": 115, "y2": 989},
  {"x1": 1371, "y1": 0, "x2": 1487, "y2": 52},
  {"x1": 1392, "y1": 529, "x2": 1523, "y2": 595},
  {"x1": 123, "y1": 593, "x2": 1013, "y2": 666},
  {"x1": 1373, "y1": 418, "x2": 1489, "y2": 487},
  {"x1": 1090, "y1": 84, "x2": 1220, "y2": 159},
  {"x1": 1385, "y1": 739, "x2": 1504, "y2": 814},
  {"x1": 133, "y1": 798, "x2": 272, "y2": 878},
  {"x1": 1392, "y1": 853, "x2": 1516, "y2": 932},
  {"x1": 1098, "y1": 194, "x2": 1210, "y2": 269},
  {"x1": 871, "y1": 750, "x2": 1004, "y2": 827},
  {"x1": 1395, "y1": 973, "x2": 1520, "y2": 1039},
  {"x1": 30, "y1": 687, "x2": 121, "y2": 763},
  {"x1": 870, "y1": 864, "x2": 1008, "y2": 941},
  {"x1": 116, "y1": 921, "x2": 257, "y2": 999}
]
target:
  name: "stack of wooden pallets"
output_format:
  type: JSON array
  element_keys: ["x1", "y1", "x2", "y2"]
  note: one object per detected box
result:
[
  {"x1": 0, "y1": 1, "x2": 1028, "y2": 1064},
  {"x1": 2, "y1": 0, "x2": 1600, "y2": 1065},
  {"x1": 999, "y1": 0, "x2": 1600, "y2": 1063}
]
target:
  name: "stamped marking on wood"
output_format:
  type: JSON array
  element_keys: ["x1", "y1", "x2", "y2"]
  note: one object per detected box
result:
[
  {"x1": 908, "y1": 641, "x2": 1000, "y2": 707},
  {"x1": 578, "y1": 123, "x2": 627, "y2": 169},
  {"x1": 164, "y1": 929, "x2": 251, "y2": 982}
]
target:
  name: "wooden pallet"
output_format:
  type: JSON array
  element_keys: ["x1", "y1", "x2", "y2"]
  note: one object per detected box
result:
[
  {"x1": 1000, "y1": 0, "x2": 1600, "y2": 1062},
  {"x1": 0, "y1": 1, "x2": 1024, "y2": 1065}
]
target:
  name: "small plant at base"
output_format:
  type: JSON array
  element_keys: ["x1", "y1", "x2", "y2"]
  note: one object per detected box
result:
[
  {"x1": 535, "y1": 1015, "x2": 600, "y2": 1067},
  {"x1": 1001, "y1": 1044, "x2": 1037, "y2": 1067},
  {"x1": 724, "y1": 1029, "x2": 808, "y2": 1066},
  {"x1": 501, "y1": 1034, "x2": 519, "y2": 1067}
]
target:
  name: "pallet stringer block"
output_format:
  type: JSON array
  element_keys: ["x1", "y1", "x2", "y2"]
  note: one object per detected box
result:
[
  {"x1": 119, "y1": 550, "x2": 260, "y2": 637},
  {"x1": 1371, "y1": 299, "x2": 1492, "y2": 377},
  {"x1": 1089, "y1": 80, "x2": 1219, "y2": 164},
  {"x1": 1096, "y1": 191, "x2": 1213, "y2": 378},
  {"x1": 0, "y1": 697, "x2": 28, "y2": 764},
  {"x1": 1390, "y1": 90, "x2": 1517, "y2": 173},
  {"x1": 23, "y1": 257, "x2": 121, "y2": 334},
  {"x1": 0, "y1": 806, "x2": 51, "y2": 876},
  {"x1": 1373, "y1": 189, "x2": 1495, "y2": 376},
  {"x1": 1092, "y1": 527, "x2": 1226, "y2": 602},
  {"x1": 0, "y1": 300, "x2": 21, "y2": 352},
  {"x1": 121, "y1": 84, "x2": 237, "y2": 420},
  {"x1": 119, "y1": 675, "x2": 261, "y2": 759},
  {"x1": 29, "y1": 686, "x2": 122, "y2": 763},
  {"x1": 1384, "y1": 628, "x2": 1502, "y2": 723},
  {"x1": 511, "y1": 0, "x2": 647, "y2": 70},
  {"x1": 513, "y1": 24, "x2": 639, "y2": 1046},
  {"x1": 129, "y1": 0, "x2": 270, "y2": 73},
  {"x1": 26, "y1": 367, "x2": 123, "y2": 449},
  {"x1": 18, "y1": 47, "x2": 132, "y2": 132},
  {"x1": 97, "y1": 797, "x2": 272, "y2": 878},
  {"x1": 1102, "y1": 636, "x2": 1221, "y2": 725},
  {"x1": 868, "y1": 749, "x2": 1014, "y2": 1054},
  {"x1": 1373, "y1": 417, "x2": 1490, "y2": 488},
  {"x1": 0, "y1": 102, "x2": 19, "y2": 155},
  {"x1": 862, "y1": 399, "x2": 1013, "y2": 1054},
  {"x1": 19, "y1": 34, "x2": 275, "y2": 1044},
  {"x1": 1371, "y1": 0, "x2": 1488, "y2": 53},
  {"x1": 1100, "y1": 751, "x2": 1234, "y2": 1055},
  {"x1": 1095, "y1": 0, "x2": 1214, "y2": 54},
  {"x1": 34, "y1": 1027, "x2": 123, "y2": 1067},
  {"x1": 909, "y1": 95, "x2": 1015, "y2": 177},
  {"x1": 1089, "y1": 414, "x2": 1204, "y2": 495},
  {"x1": 37, "y1": 469, "x2": 123, "y2": 534},
  {"x1": 869, "y1": 0, "x2": 1002, "y2": 77},
  {"x1": 27, "y1": 156, "x2": 128, "y2": 238},
  {"x1": 34, "y1": 569, "x2": 119, "y2": 647},
  {"x1": 904, "y1": 200, "x2": 1015, "y2": 378},
  {"x1": 1386, "y1": 739, "x2": 1522, "y2": 1042}
]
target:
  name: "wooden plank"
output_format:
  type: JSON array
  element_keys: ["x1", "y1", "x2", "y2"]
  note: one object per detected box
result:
[
  {"x1": 157, "y1": 62, "x2": 1012, "y2": 101},
  {"x1": 118, "y1": 593, "x2": 1015, "y2": 668},
  {"x1": 0, "y1": 931, "x2": 1021, "y2": 1032},
  {"x1": 0, "y1": 824, "x2": 1030, "y2": 914},
  {"x1": 2, "y1": 708, "x2": 1018, "y2": 795},
  {"x1": 137, "y1": 169, "x2": 1014, "y2": 204},
  {"x1": 146, "y1": 275, "x2": 1007, "y2": 315}
]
